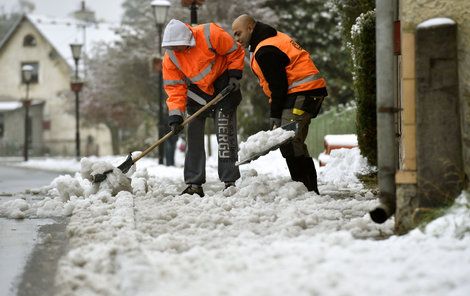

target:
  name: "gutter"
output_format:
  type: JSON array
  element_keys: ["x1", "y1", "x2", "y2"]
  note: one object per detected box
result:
[{"x1": 370, "y1": 0, "x2": 398, "y2": 223}]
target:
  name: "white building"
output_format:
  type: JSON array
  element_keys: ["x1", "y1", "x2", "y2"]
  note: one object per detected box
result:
[{"x1": 0, "y1": 14, "x2": 120, "y2": 156}]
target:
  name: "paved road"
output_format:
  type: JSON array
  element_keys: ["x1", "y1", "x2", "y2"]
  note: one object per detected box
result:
[
  {"x1": 0, "y1": 164, "x2": 61, "y2": 193},
  {"x1": 0, "y1": 164, "x2": 67, "y2": 296}
]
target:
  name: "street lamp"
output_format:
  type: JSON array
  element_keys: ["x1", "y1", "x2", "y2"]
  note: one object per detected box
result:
[
  {"x1": 22, "y1": 64, "x2": 33, "y2": 161},
  {"x1": 70, "y1": 43, "x2": 83, "y2": 160},
  {"x1": 151, "y1": 0, "x2": 171, "y2": 164},
  {"x1": 152, "y1": 0, "x2": 171, "y2": 25}
]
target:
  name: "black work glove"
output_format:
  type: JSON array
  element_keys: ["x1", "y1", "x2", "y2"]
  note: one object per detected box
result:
[
  {"x1": 170, "y1": 123, "x2": 183, "y2": 134},
  {"x1": 169, "y1": 114, "x2": 184, "y2": 135},
  {"x1": 228, "y1": 76, "x2": 240, "y2": 91},
  {"x1": 270, "y1": 117, "x2": 282, "y2": 130}
]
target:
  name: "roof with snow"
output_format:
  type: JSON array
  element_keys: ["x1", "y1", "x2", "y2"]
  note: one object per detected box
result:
[
  {"x1": 0, "y1": 14, "x2": 121, "y2": 69},
  {"x1": 0, "y1": 101, "x2": 22, "y2": 111},
  {"x1": 0, "y1": 100, "x2": 43, "y2": 112},
  {"x1": 417, "y1": 17, "x2": 456, "y2": 29}
]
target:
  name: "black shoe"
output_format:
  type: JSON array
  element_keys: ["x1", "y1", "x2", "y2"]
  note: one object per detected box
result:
[
  {"x1": 182, "y1": 184, "x2": 204, "y2": 197},
  {"x1": 224, "y1": 182, "x2": 235, "y2": 189}
]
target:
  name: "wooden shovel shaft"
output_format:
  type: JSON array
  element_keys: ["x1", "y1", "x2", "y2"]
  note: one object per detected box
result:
[{"x1": 132, "y1": 86, "x2": 233, "y2": 163}]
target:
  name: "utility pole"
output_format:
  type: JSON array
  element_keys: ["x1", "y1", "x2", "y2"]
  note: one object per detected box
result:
[
  {"x1": 151, "y1": 0, "x2": 171, "y2": 164},
  {"x1": 70, "y1": 43, "x2": 84, "y2": 160},
  {"x1": 21, "y1": 65, "x2": 33, "y2": 161},
  {"x1": 181, "y1": 0, "x2": 205, "y2": 25}
]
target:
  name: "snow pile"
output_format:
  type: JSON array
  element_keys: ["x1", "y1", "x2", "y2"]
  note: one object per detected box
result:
[
  {"x1": 319, "y1": 147, "x2": 374, "y2": 191},
  {"x1": 51, "y1": 174, "x2": 86, "y2": 202},
  {"x1": 2, "y1": 148, "x2": 470, "y2": 295},
  {"x1": 0, "y1": 156, "x2": 137, "y2": 219},
  {"x1": 51, "y1": 164, "x2": 469, "y2": 296},
  {"x1": 0, "y1": 198, "x2": 30, "y2": 219},
  {"x1": 0, "y1": 174, "x2": 87, "y2": 219},
  {"x1": 414, "y1": 192, "x2": 470, "y2": 239},
  {"x1": 53, "y1": 163, "x2": 391, "y2": 295},
  {"x1": 80, "y1": 157, "x2": 133, "y2": 196},
  {"x1": 238, "y1": 128, "x2": 295, "y2": 161}
]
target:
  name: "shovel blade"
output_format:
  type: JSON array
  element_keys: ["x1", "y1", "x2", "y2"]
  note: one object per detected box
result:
[{"x1": 117, "y1": 153, "x2": 135, "y2": 174}]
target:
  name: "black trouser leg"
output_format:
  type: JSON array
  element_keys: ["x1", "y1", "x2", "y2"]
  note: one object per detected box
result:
[
  {"x1": 302, "y1": 157, "x2": 319, "y2": 194},
  {"x1": 286, "y1": 156, "x2": 319, "y2": 194},
  {"x1": 279, "y1": 105, "x2": 319, "y2": 194},
  {"x1": 285, "y1": 156, "x2": 303, "y2": 182}
]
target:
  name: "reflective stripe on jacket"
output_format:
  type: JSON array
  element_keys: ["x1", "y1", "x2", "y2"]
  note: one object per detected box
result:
[
  {"x1": 163, "y1": 23, "x2": 244, "y2": 116},
  {"x1": 250, "y1": 31, "x2": 326, "y2": 100}
]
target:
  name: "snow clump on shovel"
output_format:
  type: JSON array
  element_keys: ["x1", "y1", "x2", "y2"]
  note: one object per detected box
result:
[
  {"x1": 80, "y1": 157, "x2": 133, "y2": 195},
  {"x1": 238, "y1": 128, "x2": 295, "y2": 160}
]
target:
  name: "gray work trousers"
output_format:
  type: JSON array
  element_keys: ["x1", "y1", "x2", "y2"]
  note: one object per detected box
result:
[{"x1": 184, "y1": 108, "x2": 240, "y2": 185}]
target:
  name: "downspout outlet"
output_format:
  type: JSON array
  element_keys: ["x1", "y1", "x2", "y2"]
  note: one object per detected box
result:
[{"x1": 370, "y1": 201, "x2": 395, "y2": 224}]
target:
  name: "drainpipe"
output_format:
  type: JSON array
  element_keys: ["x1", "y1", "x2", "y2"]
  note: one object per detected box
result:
[{"x1": 370, "y1": 0, "x2": 398, "y2": 223}]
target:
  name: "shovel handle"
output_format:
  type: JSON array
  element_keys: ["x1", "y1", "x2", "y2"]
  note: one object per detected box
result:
[{"x1": 132, "y1": 85, "x2": 233, "y2": 163}]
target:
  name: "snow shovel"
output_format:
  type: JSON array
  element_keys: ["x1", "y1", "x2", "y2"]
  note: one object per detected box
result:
[
  {"x1": 91, "y1": 85, "x2": 234, "y2": 183},
  {"x1": 235, "y1": 121, "x2": 298, "y2": 166}
]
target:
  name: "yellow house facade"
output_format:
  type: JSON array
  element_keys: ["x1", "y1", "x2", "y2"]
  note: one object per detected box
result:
[
  {"x1": 0, "y1": 14, "x2": 118, "y2": 156},
  {"x1": 374, "y1": 0, "x2": 469, "y2": 233}
]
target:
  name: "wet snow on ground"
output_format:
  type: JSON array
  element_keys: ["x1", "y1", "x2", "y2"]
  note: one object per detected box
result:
[{"x1": 1, "y1": 148, "x2": 469, "y2": 296}]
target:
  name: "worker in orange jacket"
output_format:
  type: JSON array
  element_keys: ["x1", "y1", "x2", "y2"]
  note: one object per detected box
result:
[
  {"x1": 232, "y1": 15, "x2": 327, "y2": 194},
  {"x1": 161, "y1": 19, "x2": 245, "y2": 197}
]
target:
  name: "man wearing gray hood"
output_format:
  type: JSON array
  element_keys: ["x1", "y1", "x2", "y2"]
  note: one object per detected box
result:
[{"x1": 161, "y1": 19, "x2": 245, "y2": 197}]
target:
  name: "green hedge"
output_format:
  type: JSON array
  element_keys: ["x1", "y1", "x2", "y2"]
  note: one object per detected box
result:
[{"x1": 351, "y1": 10, "x2": 377, "y2": 166}]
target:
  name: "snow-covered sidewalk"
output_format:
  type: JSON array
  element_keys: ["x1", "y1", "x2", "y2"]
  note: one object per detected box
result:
[{"x1": 1, "y1": 148, "x2": 469, "y2": 296}]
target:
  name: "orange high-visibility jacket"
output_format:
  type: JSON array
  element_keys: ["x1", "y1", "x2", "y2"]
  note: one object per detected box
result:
[
  {"x1": 250, "y1": 31, "x2": 326, "y2": 100},
  {"x1": 163, "y1": 23, "x2": 244, "y2": 117}
]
